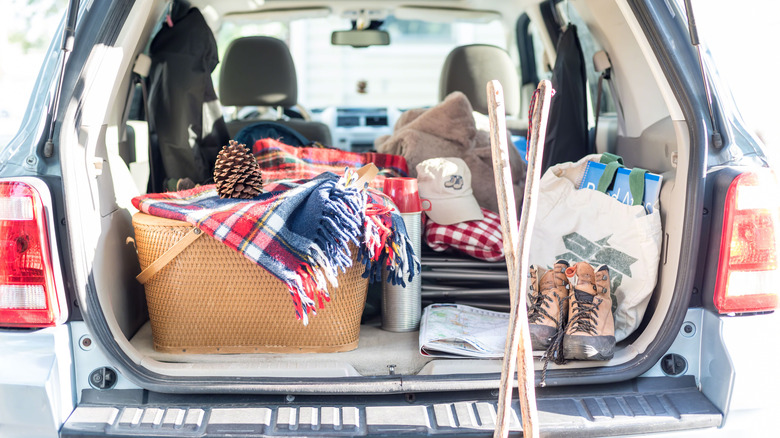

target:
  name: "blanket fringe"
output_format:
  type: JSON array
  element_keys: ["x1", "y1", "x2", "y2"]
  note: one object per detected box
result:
[
  {"x1": 358, "y1": 202, "x2": 420, "y2": 287},
  {"x1": 292, "y1": 171, "x2": 421, "y2": 324},
  {"x1": 291, "y1": 171, "x2": 405, "y2": 325}
]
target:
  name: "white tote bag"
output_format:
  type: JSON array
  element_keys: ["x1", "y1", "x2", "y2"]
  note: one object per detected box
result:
[{"x1": 529, "y1": 154, "x2": 663, "y2": 342}]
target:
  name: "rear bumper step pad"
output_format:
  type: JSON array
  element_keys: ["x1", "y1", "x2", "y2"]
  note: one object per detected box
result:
[{"x1": 62, "y1": 377, "x2": 722, "y2": 437}]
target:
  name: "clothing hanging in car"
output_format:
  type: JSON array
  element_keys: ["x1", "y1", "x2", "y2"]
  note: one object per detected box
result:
[
  {"x1": 542, "y1": 24, "x2": 591, "y2": 173},
  {"x1": 146, "y1": 4, "x2": 230, "y2": 190}
]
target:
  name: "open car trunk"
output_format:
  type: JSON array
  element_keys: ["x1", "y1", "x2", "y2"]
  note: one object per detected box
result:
[{"x1": 62, "y1": 0, "x2": 699, "y2": 398}]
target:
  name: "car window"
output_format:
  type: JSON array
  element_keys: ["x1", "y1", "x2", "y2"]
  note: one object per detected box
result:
[
  {"x1": 529, "y1": 1, "x2": 614, "y2": 123},
  {"x1": 528, "y1": 20, "x2": 552, "y2": 83},
  {"x1": 556, "y1": 2, "x2": 615, "y2": 116},
  {"x1": 214, "y1": 15, "x2": 507, "y2": 109}
]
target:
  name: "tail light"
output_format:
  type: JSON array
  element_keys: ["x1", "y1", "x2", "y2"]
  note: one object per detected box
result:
[
  {"x1": 714, "y1": 170, "x2": 780, "y2": 314},
  {"x1": 0, "y1": 180, "x2": 62, "y2": 327}
]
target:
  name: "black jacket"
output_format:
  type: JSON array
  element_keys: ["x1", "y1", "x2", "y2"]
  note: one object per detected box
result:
[{"x1": 147, "y1": 5, "x2": 229, "y2": 190}]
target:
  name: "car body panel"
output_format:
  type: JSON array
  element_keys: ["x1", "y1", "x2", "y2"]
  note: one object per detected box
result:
[{"x1": 0, "y1": 325, "x2": 75, "y2": 438}]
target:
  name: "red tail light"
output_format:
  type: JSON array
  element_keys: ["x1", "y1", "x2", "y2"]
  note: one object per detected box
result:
[
  {"x1": 0, "y1": 180, "x2": 62, "y2": 327},
  {"x1": 714, "y1": 170, "x2": 780, "y2": 314}
]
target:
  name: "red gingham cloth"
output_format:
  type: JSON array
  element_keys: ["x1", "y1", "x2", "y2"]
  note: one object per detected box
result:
[{"x1": 424, "y1": 208, "x2": 506, "y2": 262}]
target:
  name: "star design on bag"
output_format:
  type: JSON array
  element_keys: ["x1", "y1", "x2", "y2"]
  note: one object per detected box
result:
[{"x1": 555, "y1": 232, "x2": 638, "y2": 314}]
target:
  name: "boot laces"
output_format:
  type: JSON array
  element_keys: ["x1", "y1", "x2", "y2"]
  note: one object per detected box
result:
[
  {"x1": 528, "y1": 271, "x2": 565, "y2": 324},
  {"x1": 568, "y1": 293, "x2": 603, "y2": 336},
  {"x1": 540, "y1": 290, "x2": 604, "y2": 386},
  {"x1": 528, "y1": 289, "x2": 555, "y2": 324},
  {"x1": 539, "y1": 293, "x2": 571, "y2": 387}
]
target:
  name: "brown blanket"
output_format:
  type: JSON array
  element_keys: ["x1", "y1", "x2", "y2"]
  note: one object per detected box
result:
[{"x1": 374, "y1": 91, "x2": 526, "y2": 213}]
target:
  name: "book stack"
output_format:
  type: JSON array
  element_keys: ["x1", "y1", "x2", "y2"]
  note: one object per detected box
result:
[{"x1": 579, "y1": 161, "x2": 662, "y2": 213}]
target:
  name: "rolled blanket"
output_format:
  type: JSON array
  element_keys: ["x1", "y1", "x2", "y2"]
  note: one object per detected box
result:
[{"x1": 253, "y1": 138, "x2": 409, "y2": 190}]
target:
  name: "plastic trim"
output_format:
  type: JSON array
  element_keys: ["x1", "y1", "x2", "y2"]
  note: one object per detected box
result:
[{"x1": 61, "y1": 377, "x2": 722, "y2": 437}]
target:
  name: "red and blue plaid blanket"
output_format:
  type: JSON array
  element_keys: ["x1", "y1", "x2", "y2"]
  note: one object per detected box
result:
[
  {"x1": 253, "y1": 138, "x2": 409, "y2": 190},
  {"x1": 132, "y1": 170, "x2": 419, "y2": 324}
]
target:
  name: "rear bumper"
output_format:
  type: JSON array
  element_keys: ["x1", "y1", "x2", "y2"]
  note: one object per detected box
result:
[
  {"x1": 61, "y1": 377, "x2": 721, "y2": 437},
  {"x1": 0, "y1": 325, "x2": 75, "y2": 438}
]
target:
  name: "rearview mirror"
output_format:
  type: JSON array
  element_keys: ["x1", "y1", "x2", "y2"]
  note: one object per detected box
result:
[{"x1": 331, "y1": 29, "x2": 390, "y2": 48}]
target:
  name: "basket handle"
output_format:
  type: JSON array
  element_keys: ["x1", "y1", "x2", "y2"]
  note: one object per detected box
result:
[
  {"x1": 136, "y1": 227, "x2": 204, "y2": 284},
  {"x1": 348, "y1": 163, "x2": 379, "y2": 189}
]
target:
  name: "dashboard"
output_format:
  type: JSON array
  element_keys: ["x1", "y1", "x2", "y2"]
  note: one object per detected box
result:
[{"x1": 312, "y1": 107, "x2": 404, "y2": 152}]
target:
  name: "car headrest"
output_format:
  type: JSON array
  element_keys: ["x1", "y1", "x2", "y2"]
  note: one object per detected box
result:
[
  {"x1": 219, "y1": 36, "x2": 298, "y2": 108},
  {"x1": 439, "y1": 44, "x2": 520, "y2": 117}
]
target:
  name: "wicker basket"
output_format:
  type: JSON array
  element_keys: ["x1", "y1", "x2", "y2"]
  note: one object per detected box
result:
[{"x1": 132, "y1": 212, "x2": 369, "y2": 354}]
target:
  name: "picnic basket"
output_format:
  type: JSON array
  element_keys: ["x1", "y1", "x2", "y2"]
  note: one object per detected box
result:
[{"x1": 132, "y1": 212, "x2": 369, "y2": 354}]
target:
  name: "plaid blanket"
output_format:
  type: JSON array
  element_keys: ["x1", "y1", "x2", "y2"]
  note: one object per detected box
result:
[
  {"x1": 253, "y1": 138, "x2": 409, "y2": 190},
  {"x1": 132, "y1": 170, "x2": 419, "y2": 325}
]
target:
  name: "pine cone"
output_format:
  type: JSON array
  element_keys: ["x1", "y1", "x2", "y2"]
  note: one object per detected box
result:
[{"x1": 213, "y1": 140, "x2": 264, "y2": 199}]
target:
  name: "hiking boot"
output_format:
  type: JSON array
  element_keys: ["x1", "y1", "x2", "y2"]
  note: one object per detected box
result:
[
  {"x1": 528, "y1": 260, "x2": 570, "y2": 351},
  {"x1": 563, "y1": 262, "x2": 615, "y2": 360}
]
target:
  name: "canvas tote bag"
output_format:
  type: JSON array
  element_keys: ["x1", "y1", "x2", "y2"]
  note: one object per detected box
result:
[{"x1": 529, "y1": 153, "x2": 663, "y2": 342}]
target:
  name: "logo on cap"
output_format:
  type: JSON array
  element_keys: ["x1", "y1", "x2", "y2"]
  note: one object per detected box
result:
[{"x1": 444, "y1": 175, "x2": 464, "y2": 190}]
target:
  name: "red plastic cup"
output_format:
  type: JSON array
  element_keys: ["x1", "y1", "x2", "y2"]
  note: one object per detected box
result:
[{"x1": 383, "y1": 177, "x2": 431, "y2": 213}]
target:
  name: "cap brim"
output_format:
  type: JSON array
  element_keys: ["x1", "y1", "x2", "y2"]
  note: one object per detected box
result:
[{"x1": 423, "y1": 195, "x2": 484, "y2": 225}]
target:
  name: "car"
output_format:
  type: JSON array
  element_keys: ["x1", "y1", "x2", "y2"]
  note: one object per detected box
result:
[{"x1": 1, "y1": 0, "x2": 778, "y2": 437}]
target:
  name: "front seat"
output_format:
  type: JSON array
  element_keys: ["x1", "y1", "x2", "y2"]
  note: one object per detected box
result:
[
  {"x1": 219, "y1": 36, "x2": 333, "y2": 145},
  {"x1": 439, "y1": 44, "x2": 525, "y2": 133}
]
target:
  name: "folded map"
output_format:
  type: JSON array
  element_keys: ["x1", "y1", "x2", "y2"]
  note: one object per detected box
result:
[{"x1": 419, "y1": 303, "x2": 509, "y2": 358}]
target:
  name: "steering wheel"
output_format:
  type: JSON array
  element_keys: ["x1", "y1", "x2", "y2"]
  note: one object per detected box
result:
[
  {"x1": 241, "y1": 105, "x2": 313, "y2": 121},
  {"x1": 289, "y1": 103, "x2": 313, "y2": 121}
]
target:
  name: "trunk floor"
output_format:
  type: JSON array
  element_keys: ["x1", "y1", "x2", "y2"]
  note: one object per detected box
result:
[{"x1": 129, "y1": 321, "x2": 436, "y2": 376}]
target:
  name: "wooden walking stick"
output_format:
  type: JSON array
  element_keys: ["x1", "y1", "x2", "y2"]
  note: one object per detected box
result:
[{"x1": 489, "y1": 79, "x2": 552, "y2": 438}]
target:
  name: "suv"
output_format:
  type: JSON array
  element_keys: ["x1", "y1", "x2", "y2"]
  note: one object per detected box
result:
[{"x1": 2, "y1": 0, "x2": 778, "y2": 436}]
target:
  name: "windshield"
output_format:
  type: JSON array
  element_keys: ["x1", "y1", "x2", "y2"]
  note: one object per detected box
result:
[{"x1": 215, "y1": 16, "x2": 507, "y2": 109}]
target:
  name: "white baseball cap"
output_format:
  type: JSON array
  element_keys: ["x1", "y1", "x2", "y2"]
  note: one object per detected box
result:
[{"x1": 416, "y1": 157, "x2": 484, "y2": 225}]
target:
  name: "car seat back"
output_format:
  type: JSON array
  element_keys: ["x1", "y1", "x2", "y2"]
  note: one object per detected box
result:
[
  {"x1": 219, "y1": 36, "x2": 332, "y2": 145},
  {"x1": 439, "y1": 44, "x2": 524, "y2": 132}
]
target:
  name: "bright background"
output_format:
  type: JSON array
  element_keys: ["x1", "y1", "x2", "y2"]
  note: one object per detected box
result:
[
  {"x1": 0, "y1": 0, "x2": 64, "y2": 147},
  {"x1": 0, "y1": 0, "x2": 777, "y2": 155},
  {"x1": 693, "y1": 0, "x2": 780, "y2": 163}
]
